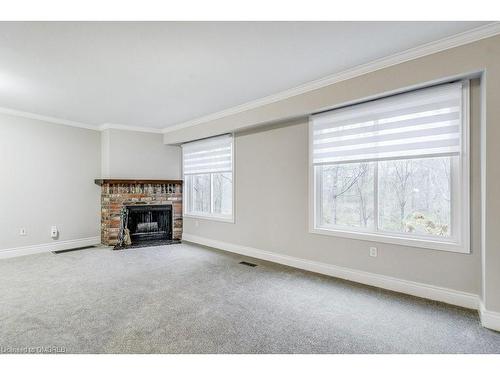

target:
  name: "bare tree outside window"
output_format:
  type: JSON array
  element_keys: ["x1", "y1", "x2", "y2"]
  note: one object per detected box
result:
[
  {"x1": 379, "y1": 157, "x2": 452, "y2": 237},
  {"x1": 186, "y1": 172, "x2": 233, "y2": 218},
  {"x1": 320, "y1": 162, "x2": 374, "y2": 228},
  {"x1": 213, "y1": 172, "x2": 232, "y2": 215},
  {"x1": 189, "y1": 174, "x2": 211, "y2": 213},
  {"x1": 319, "y1": 156, "x2": 453, "y2": 238}
]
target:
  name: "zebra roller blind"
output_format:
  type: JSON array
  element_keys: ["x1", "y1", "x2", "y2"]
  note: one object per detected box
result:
[
  {"x1": 182, "y1": 134, "x2": 233, "y2": 174},
  {"x1": 311, "y1": 82, "x2": 464, "y2": 165}
]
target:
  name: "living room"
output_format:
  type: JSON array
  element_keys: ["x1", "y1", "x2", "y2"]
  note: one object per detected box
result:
[{"x1": 1, "y1": 2, "x2": 499, "y2": 372}]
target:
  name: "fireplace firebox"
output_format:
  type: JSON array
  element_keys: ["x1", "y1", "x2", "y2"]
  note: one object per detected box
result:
[{"x1": 117, "y1": 204, "x2": 173, "y2": 248}]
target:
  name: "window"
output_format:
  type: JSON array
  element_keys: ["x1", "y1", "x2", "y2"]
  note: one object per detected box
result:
[
  {"x1": 310, "y1": 81, "x2": 469, "y2": 253},
  {"x1": 183, "y1": 135, "x2": 234, "y2": 221}
]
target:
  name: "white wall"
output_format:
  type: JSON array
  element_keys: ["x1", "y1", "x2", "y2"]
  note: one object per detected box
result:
[
  {"x1": 0, "y1": 113, "x2": 101, "y2": 251},
  {"x1": 101, "y1": 129, "x2": 181, "y2": 179}
]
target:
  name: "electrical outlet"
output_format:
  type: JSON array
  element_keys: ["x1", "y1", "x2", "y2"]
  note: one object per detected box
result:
[
  {"x1": 51, "y1": 225, "x2": 58, "y2": 238},
  {"x1": 19, "y1": 227, "x2": 27, "y2": 236},
  {"x1": 369, "y1": 247, "x2": 378, "y2": 257}
]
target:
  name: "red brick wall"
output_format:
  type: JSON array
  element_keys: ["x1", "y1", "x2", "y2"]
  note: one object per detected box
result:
[{"x1": 99, "y1": 182, "x2": 182, "y2": 246}]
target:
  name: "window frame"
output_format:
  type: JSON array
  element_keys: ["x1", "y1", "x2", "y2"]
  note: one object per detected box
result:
[
  {"x1": 183, "y1": 136, "x2": 235, "y2": 223},
  {"x1": 308, "y1": 81, "x2": 470, "y2": 254}
]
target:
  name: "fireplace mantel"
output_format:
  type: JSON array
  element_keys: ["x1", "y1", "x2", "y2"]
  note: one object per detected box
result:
[{"x1": 94, "y1": 179, "x2": 183, "y2": 186}]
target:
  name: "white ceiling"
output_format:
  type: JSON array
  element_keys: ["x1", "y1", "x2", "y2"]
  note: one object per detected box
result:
[{"x1": 0, "y1": 21, "x2": 491, "y2": 130}]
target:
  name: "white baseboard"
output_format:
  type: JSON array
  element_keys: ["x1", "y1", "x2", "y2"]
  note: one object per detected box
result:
[
  {"x1": 183, "y1": 233, "x2": 479, "y2": 310},
  {"x1": 479, "y1": 302, "x2": 500, "y2": 332},
  {"x1": 0, "y1": 236, "x2": 101, "y2": 260}
]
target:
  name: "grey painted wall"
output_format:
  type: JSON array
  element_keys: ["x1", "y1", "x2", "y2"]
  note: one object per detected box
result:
[
  {"x1": 184, "y1": 80, "x2": 481, "y2": 295},
  {"x1": 170, "y1": 35, "x2": 500, "y2": 313},
  {"x1": 0, "y1": 113, "x2": 101, "y2": 250},
  {"x1": 102, "y1": 129, "x2": 181, "y2": 179},
  {"x1": 0, "y1": 122, "x2": 181, "y2": 252}
]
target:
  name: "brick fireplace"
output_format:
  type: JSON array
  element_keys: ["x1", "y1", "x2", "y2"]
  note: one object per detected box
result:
[{"x1": 95, "y1": 179, "x2": 183, "y2": 247}]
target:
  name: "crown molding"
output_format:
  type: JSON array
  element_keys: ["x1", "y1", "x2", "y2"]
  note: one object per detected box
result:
[
  {"x1": 0, "y1": 106, "x2": 99, "y2": 131},
  {"x1": 2, "y1": 23, "x2": 499, "y2": 135},
  {"x1": 162, "y1": 22, "x2": 500, "y2": 134},
  {"x1": 99, "y1": 123, "x2": 164, "y2": 134},
  {"x1": 0, "y1": 108, "x2": 163, "y2": 134}
]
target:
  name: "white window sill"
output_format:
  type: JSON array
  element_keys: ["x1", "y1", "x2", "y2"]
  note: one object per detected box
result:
[
  {"x1": 184, "y1": 213, "x2": 234, "y2": 224},
  {"x1": 309, "y1": 226, "x2": 469, "y2": 254}
]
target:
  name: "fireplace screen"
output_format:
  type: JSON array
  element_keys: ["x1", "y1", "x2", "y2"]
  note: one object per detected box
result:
[{"x1": 118, "y1": 204, "x2": 172, "y2": 246}]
